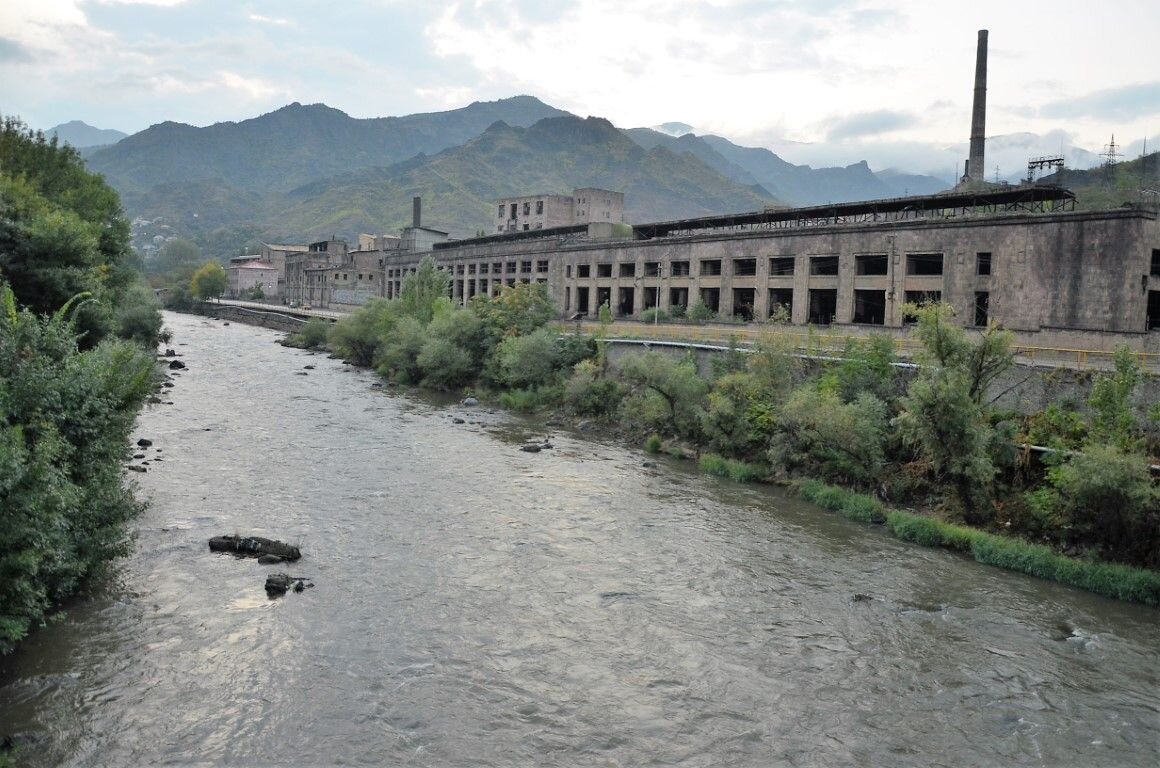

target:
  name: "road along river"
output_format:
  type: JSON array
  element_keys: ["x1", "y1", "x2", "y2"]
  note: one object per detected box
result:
[{"x1": 1, "y1": 311, "x2": 1157, "y2": 767}]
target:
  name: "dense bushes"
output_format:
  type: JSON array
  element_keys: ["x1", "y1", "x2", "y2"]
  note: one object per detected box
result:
[{"x1": 0, "y1": 288, "x2": 155, "y2": 653}]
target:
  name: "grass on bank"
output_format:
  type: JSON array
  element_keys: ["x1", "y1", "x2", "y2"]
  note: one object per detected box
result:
[
  {"x1": 799, "y1": 480, "x2": 1160, "y2": 606},
  {"x1": 698, "y1": 452, "x2": 767, "y2": 483}
]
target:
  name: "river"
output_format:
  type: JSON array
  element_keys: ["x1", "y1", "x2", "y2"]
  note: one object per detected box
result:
[{"x1": 1, "y1": 311, "x2": 1157, "y2": 767}]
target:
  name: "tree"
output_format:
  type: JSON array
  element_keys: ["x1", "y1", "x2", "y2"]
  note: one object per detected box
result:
[
  {"x1": 190, "y1": 261, "x2": 227, "y2": 301},
  {"x1": 617, "y1": 351, "x2": 709, "y2": 439},
  {"x1": 893, "y1": 303, "x2": 1013, "y2": 522},
  {"x1": 149, "y1": 238, "x2": 202, "y2": 279},
  {"x1": 398, "y1": 255, "x2": 450, "y2": 324}
]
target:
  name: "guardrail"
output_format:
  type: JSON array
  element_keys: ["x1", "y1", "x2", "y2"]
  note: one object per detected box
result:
[{"x1": 555, "y1": 320, "x2": 1160, "y2": 372}]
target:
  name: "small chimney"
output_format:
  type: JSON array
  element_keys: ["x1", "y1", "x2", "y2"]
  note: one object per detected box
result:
[
  {"x1": 412, "y1": 197, "x2": 421, "y2": 228},
  {"x1": 966, "y1": 29, "x2": 988, "y2": 183}
]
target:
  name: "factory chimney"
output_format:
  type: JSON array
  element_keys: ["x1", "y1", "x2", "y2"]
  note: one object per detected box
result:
[
  {"x1": 966, "y1": 29, "x2": 988, "y2": 184},
  {"x1": 412, "y1": 196, "x2": 422, "y2": 228}
]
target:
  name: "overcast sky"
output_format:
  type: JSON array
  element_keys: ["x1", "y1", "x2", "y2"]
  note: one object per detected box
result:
[{"x1": 2, "y1": 0, "x2": 1158, "y2": 175}]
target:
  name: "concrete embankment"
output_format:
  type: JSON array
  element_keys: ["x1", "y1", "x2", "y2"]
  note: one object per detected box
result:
[{"x1": 182, "y1": 303, "x2": 328, "y2": 333}]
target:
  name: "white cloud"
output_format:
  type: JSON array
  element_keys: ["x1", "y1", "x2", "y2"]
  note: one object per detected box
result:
[{"x1": 248, "y1": 13, "x2": 291, "y2": 26}]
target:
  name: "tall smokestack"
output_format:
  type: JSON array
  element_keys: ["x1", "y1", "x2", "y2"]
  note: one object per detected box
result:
[
  {"x1": 412, "y1": 196, "x2": 421, "y2": 228},
  {"x1": 967, "y1": 29, "x2": 988, "y2": 183}
]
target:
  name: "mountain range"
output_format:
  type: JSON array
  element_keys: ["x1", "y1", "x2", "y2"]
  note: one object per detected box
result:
[{"x1": 74, "y1": 95, "x2": 1154, "y2": 258}]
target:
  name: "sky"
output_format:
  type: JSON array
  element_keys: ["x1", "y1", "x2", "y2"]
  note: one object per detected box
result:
[{"x1": 2, "y1": 0, "x2": 1158, "y2": 177}]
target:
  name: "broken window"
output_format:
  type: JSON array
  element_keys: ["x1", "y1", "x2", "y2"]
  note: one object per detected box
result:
[
  {"x1": 768, "y1": 288, "x2": 793, "y2": 320},
  {"x1": 597, "y1": 263, "x2": 613, "y2": 278},
  {"x1": 907, "y1": 253, "x2": 943, "y2": 276},
  {"x1": 810, "y1": 256, "x2": 839, "y2": 276},
  {"x1": 498, "y1": 205, "x2": 504, "y2": 218},
  {"x1": 977, "y1": 252, "x2": 992, "y2": 275},
  {"x1": 808, "y1": 289, "x2": 837, "y2": 324},
  {"x1": 733, "y1": 258, "x2": 757, "y2": 276},
  {"x1": 619, "y1": 262, "x2": 636, "y2": 278},
  {"x1": 855, "y1": 254, "x2": 888, "y2": 276},
  {"x1": 522, "y1": 202, "x2": 530, "y2": 215},
  {"x1": 671, "y1": 260, "x2": 691, "y2": 276},
  {"x1": 510, "y1": 203, "x2": 517, "y2": 219},
  {"x1": 769, "y1": 257, "x2": 795, "y2": 276},
  {"x1": 644, "y1": 261, "x2": 660, "y2": 277},
  {"x1": 1149, "y1": 291, "x2": 1160, "y2": 330},
  {"x1": 537, "y1": 260, "x2": 549, "y2": 273},
  {"x1": 700, "y1": 287, "x2": 720, "y2": 312},
  {"x1": 700, "y1": 259, "x2": 722, "y2": 276},
  {"x1": 536, "y1": 200, "x2": 544, "y2": 214},
  {"x1": 732, "y1": 288, "x2": 755, "y2": 320},
  {"x1": 974, "y1": 291, "x2": 990, "y2": 326},
  {"x1": 577, "y1": 264, "x2": 591, "y2": 278},
  {"x1": 853, "y1": 289, "x2": 886, "y2": 325}
]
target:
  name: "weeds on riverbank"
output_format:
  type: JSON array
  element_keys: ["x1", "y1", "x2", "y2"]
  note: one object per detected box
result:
[{"x1": 699, "y1": 453, "x2": 766, "y2": 482}]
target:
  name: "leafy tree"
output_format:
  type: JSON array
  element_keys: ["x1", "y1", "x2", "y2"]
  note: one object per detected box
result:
[
  {"x1": 495, "y1": 327, "x2": 562, "y2": 388},
  {"x1": 190, "y1": 261, "x2": 227, "y2": 301},
  {"x1": 616, "y1": 351, "x2": 708, "y2": 439},
  {"x1": 701, "y1": 371, "x2": 776, "y2": 458},
  {"x1": 418, "y1": 337, "x2": 475, "y2": 390},
  {"x1": 398, "y1": 255, "x2": 450, "y2": 324},
  {"x1": 564, "y1": 359, "x2": 624, "y2": 416},
  {"x1": 1088, "y1": 346, "x2": 1142, "y2": 451},
  {"x1": 328, "y1": 299, "x2": 399, "y2": 366},
  {"x1": 770, "y1": 388, "x2": 889, "y2": 486},
  {"x1": 0, "y1": 117, "x2": 148, "y2": 347},
  {"x1": 893, "y1": 303, "x2": 1012, "y2": 522},
  {"x1": 149, "y1": 238, "x2": 202, "y2": 279},
  {"x1": 471, "y1": 281, "x2": 555, "y2": 339}
]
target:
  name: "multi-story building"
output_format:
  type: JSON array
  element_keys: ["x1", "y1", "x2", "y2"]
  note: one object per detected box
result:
[{"x1": 494, "y1": 188, "x2": 624, "y2": 233}]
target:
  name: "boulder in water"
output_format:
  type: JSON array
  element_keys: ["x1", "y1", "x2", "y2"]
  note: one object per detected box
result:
[{"x1": 209, "y1": 535, "x2": 301, "y2": 561}]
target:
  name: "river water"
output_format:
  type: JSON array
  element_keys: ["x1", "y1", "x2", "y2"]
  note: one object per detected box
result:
[{"x1": 1, "y1": 311, "x2": 1157, "y2": 767}]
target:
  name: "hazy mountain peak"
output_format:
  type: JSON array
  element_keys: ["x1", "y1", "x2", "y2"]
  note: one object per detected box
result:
[
  {"x1": 46, "y1": 120, "x2": 128, "y2": 148},
  {"x1": 651, "y1": 122, "x2": 695, "y2": 137}
]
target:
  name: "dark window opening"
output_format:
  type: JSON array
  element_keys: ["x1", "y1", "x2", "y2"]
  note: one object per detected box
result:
[
  {"x1": 536, "y1": 200, "x2": 544, "y2": 214},
  {"x1": 522, "y1": 202, "x2": 530, "y2": 215},
  {"x1": 510, "y1": 203, "x2": 517, "y2": 219},
  {"x1": 644, "y1": 261, "x2": 660, "y2": 277},
  {"x1": 855, "y1": 254, "x2": 888, "y2": 276},
  {"x1": 576, "y1": 287, "x2": 590, "y2": 314},
  {"x1": 810, "y1": 255, "x2": 839, "y2": 276},
  {"x1": 480, "y1": 264, "x2": 489, "y2": 274},
  {"x1": 700, "y1": 287, "x2": 720, "y2": 313},
  {"x1": 669, "y1": 287, "x2": 689, "y2": 311},
  {"x1": 617, "y1": 287, "x2": 634, "y2": 316},
  {"x1": 808, "y1": 289, "x2": 837, "y2": 325},
  {"x1": 577, "y1": 264, "x2": 591, "y2": 278},
  {"x1": 619, "y1": 262, "x2": 636, "y2": 278},
  {"x1": 671, "y1": 260, "x2": 691, "y2": 276},
  {"x1": 596, "y1": 287, "x2": 612, "y2": 312},
  {"x1": 769, "y1": 257, "x2": 795, "y2": 276},
  {"x1": 733, "y1": 258, "x2": 757, "y2": 276},
  {"x1": 537, "y1": 260, "x2": 549, "y2": 273},
  {"x1": 468, "y1": 264, "x2": 476, "y2": 275},
  {"x1": 520, "y1": 261, "x2": 532, "y2": 274},
  {"x1": 977, "y1": 252, "x2": 992, "y2": 276},
  {"x1": 644, "y1": 286, "x2": 659, "y2": 310},
  {"x1": 974, "y1": 291, "x2": 990, "y2": 327},
  {"x1": 493, "y1": 262, "x2": 503, "y2": 274},
  {"x1": 732, "y1": 288, "x2": 755, "y2": 321},
  {"x1": 505, "y1": 262, "x2": 516, "y2": 273},
  {"x1": 700, "y1": 259, "x2": 722, "y2": 276},
  {"x1": 523, "y1": 224, "x2": 530, "y2": 231},
  {"x1": 907, "y1": 253, "x2": 943, "y2": 275},
  {"x1": 1149, "y1": 291, "x2": 1160, "y2": 330},
  {"x1": 565, "y1": 265, "x2": 571, "y2": 278},
  {"x1": 597, "y1": 263, "x2": 613, "y2": 278},
  {"x1": 1151, "y1": 248, "x2": 1160, "y2": 276},
  {"x1": 498, "y1": 205, "x2": 504, "y2": 218},
  {"x1": 853, "y1": 289, "x2": 886, "y2": 325},
  {"x1": 768, "y1": 288, "x2": 793, "y2": 321}
]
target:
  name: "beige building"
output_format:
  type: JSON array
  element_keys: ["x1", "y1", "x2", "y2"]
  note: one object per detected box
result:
[
  {"x1": 226, "y1": 261, "x2": 279, "y2": 298},
  {"x1": 494, "y1": 188, "x2": 624, "y2": 234}
]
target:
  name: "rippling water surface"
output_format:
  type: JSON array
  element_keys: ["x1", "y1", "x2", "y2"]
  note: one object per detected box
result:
[{"x1": 1, "y1": 312, "x2": 1158, "y2": 767}]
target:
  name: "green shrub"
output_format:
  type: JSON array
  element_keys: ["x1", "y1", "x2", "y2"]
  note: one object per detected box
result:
[
  {"x1": 0, "y1": 288, "x2": 154, "y2": 653},
  {"x1": 285, "y1": 317, "x2": 330, "y2": 349},
  {"x1": 496, "y1": 327, "x2": 561, "y2": 388},
  {"x1": 687, "y1": 301, "x2": 715, "y2": 323},
  {"x1": 644, "y1": 433, "x2": 663, "y2": 453},
  {"x1": 564, "y1": 359, "x2": 624, "y2": 416},
  {"x1": 772, "y1": 388, "x2": 888, "y2": 487},
  {"x1": 498, "y1": 385, "x2": 561, "y2": 412},
  {"x1": 418, "y1": 337, "x2": 475, "y2": 390},
  {"x1": 640, "y1": 308, "x2": 669, "y2": 323}
]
